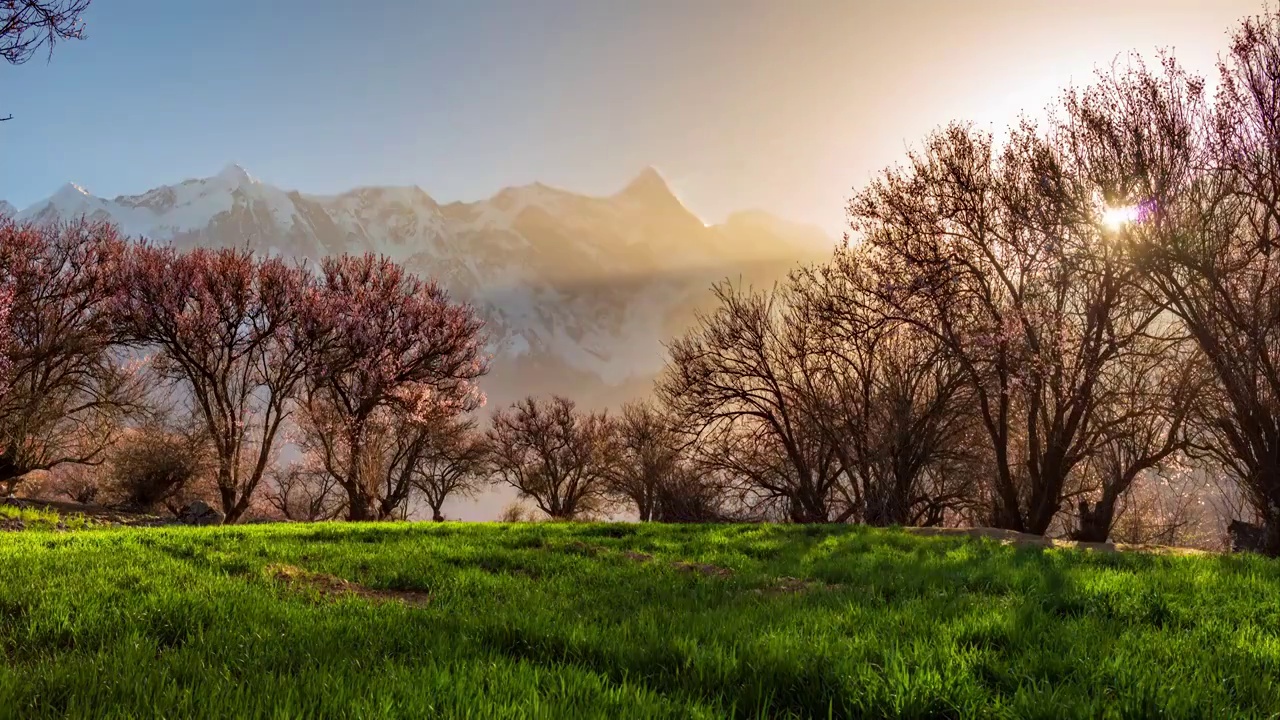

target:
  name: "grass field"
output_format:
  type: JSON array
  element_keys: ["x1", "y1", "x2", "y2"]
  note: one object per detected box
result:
[{"x1": 1, "y1": 522, "x2": 1279, "y2": 719}]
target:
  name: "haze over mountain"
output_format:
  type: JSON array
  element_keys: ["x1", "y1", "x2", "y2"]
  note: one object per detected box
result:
[{"x1": 1, "y1": 165, "x2": 833, "y2": 413}]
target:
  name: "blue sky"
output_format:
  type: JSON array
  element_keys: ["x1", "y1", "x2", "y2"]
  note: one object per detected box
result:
[{"x1": 0, "y1": 0, "x2": 1263, "y2": 233}]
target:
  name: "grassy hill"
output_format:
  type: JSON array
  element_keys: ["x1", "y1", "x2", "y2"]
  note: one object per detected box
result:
[{"x1": 0, "y1": 522, "x2": 1278, "y2": 719}]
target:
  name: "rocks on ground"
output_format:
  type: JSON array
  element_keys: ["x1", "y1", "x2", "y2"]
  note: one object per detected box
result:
[{"x1": 177, "y1": 500, "x2": 225, "y2": 526}]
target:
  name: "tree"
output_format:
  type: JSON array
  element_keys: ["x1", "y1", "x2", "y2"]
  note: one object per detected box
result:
[
  {"x1": 264, "y1": 460, "x2": 345, "y2": 522},
  {"x1": 0, "y1": 219, "x2": 144, "y2": 494},
  {"x1": 294, "y1": 397, "x2": 425, "y2": 521},
  {"x1": 300, "y1": 253, "x2": 487, "y2": 521},
  {"x1": 114, "y1": 245, "x2": 312, "y2": 523},
  {"x1": 411, "y1": 415, "x2": 489, "y2": 522},
  {"x1": 657, "y1": 281, "x2": 850, "y2": 523},
  {"x1": 606, "y1": 400, "x2": 684, "y2": 521},
  {"x1": 847, "y1": 118, "x2": 1171, "y2": 535},
  {"x1": 651, "y1": 460, "x2": 733, "y2": 523},
  {"x1": 791, "y1": 263, "x2": 979, "y2": 526},
  {"x1": 1069, "y1": 338, "x2": 1202, "y2": 542},
  {"x1": 1060, "y1": 21, "x2": 1280, "y2": 552},
  {"x1": 0, "y1": 280, "x2": 14, "y2": 405},
  {"x1": 1, "y1": 0, "x2": 92, "y2": 121},
  {"x1": 486, "y1": 395, "x2": 614, "y2": 520},
  {"x1": 47, "y1": 463, "x2": 98, "y2": 504}
]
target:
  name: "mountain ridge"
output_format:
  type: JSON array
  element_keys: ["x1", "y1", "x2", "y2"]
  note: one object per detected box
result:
[{"x1": 1, "y1": 165, "x2": 833, "y2": 410}]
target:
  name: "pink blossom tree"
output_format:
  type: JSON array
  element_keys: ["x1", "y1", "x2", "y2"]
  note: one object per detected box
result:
[
  {"x1": 114, "y1": 245, "x2": 312, "y2": 523},
  {"x1": 0, "y1": 281, "x2": 13, "y2": 401},
  {"x1": 0, "y1": 218, "x2": 144, "y2": 494},
  {"x1": 299, "y1": 253, "x2": 488, "y2": 521}
]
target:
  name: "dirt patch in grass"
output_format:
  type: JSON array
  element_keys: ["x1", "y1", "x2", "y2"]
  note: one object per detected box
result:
[
  {"x1": 672, "y1": 561, "x2": 734, "y2": 578},
  {"x1": 613, "y1": 548, "x2": 732, "y2": 577},
  {"x1": 267, "y1": 564, "x2": 431, "y2": 607},
  {"x1": 752, "y1": 576, "x2": 823, "y2": 596},
  {"x1": 564, "y1": 541, "x2": 604, "y2": 557}
]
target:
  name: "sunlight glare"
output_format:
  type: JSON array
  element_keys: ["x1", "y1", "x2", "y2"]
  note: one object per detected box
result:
[{"x1": 1102, "y1": 205, "x2": 1140, "y2": 231}]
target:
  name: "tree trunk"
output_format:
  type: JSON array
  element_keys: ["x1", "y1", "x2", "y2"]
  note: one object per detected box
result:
[
  {"x1": 1071, "y1": 496, "x2": 1117, "y2": 543},
  {"x1": 988, "y1": 459, "x2": 1026, "y2": 532},
  {"x1": 218, "y1": 473, "x2": 240, "y2": 524},
  {"x1": 637, "y1": 495, "x2": 653, "y2": 522},
  {"x1": 432, "y1": 508, "x2": 445, "y2": 522},
  {"x1": 1026, "y1": 494, "x2": 1062, "y2": 536},
  {"x1": 346, "y1": 491, "x2": 373, "y2": 521}
]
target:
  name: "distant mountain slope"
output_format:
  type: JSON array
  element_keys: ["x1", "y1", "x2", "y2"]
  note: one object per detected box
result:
[{"x1": 3, "y1": 165, "x2": 832, "y2": 409}]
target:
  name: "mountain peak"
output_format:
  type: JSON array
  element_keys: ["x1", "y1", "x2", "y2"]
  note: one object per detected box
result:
[
  {"x1": 0, "y1": 200, "x2": 14, "y2": 217},
  {"x1": 51, "y1": 182, "x2": 91, "y2": 203},
  {"x1": 616, "y1": 166, "x2": 675, "y2": 203},
  {"x1": 215, "y1": 163, "x2": 254, "y2": 186}
]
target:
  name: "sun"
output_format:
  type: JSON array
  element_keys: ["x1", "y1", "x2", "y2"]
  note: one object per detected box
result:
[{"x1": 1101, "y1": 205, "x2": 1141, "y2": 231}]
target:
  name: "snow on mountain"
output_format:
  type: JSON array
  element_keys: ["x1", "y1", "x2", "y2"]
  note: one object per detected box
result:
[
  {"x1": 0, "y1": 200, "x2": 14, "y2": 217},
  {"x1": 14, "y1": 165, "x2": 831, "y2": 408}
]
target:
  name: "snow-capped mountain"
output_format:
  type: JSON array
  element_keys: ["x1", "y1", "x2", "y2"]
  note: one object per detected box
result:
[{"x1": 2, "y1": 165, "x2": 832, "y2": 408}]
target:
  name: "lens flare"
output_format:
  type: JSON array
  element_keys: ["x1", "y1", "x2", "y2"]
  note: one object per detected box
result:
[{"x1": 1101, "y1": 205, "x2": 1141, "y2": 230}]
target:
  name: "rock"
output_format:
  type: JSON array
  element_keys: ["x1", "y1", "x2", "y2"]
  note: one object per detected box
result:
[{"x1": 179, "y1": 500, "x2": 225, "y2": 526}]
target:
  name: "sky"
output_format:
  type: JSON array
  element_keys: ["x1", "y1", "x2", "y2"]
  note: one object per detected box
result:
[{"x1": 0, "y1": 0, "x2": 1267, "y2": 235}]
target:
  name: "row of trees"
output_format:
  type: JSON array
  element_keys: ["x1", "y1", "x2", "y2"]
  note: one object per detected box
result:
[
  {"x1": 0, "y1": 222, "x2": 489, "y2": 522},
  {"x1": 0, "y1": 219, "x2": 721, "y2": 525},
  {"x1": 648, "y1": 11, "x2": 1280, "y2": 552},
  {"x1": 238, "y1": 394, "x2": 722, "y2": 525}
]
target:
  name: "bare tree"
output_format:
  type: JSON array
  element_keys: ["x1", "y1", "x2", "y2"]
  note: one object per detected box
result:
[
  {"x1": 1069, "y1": 339, "x2": 1202, "y2": 541},
  {"x1": 791, "y1": 264, "x2": 979, "y2": 526},
  {"x1": 294, "y1": 396, "x2": 425, "y2": 521},
  {"x1": 486, "y1": 395, "x2": 614, "y2": 520},
  {"x1": 651, "y1": 459, "x2": 734, "y2": 523},
  {"x1": 411, "y1": 416, "x2": 489, "y2": 521},
  {"x1": 298, "y1": 254, "x2": 487, "y2": 521},
  {"x1": 606, "y1": 400, "x2": 685, "y2": 521},
  {"x1": 264, "y1": 461, "x2": 345, "y2": 522},
  {"x1": 47, "y1": 463, "x2": 98, "y2": 504},
  {"x1": 1, "y1": 0, "x2": 91, "y2": 121},
  {"x1": 657, "y1": 281, "x2": 851, "y2": 523},
  {"x1": 0, "y1": 219, "x2": 145, "y2": 495},
  {"x1": 847, "y1": 117, "x2": 1170, "y2": 535},
  {"x1": 1058, "y1": 24, "x2": 1280, "y2": 552}
]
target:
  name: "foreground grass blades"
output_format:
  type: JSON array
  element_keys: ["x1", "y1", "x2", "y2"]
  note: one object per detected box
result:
[{"x1": 0, "y1": 523, "x2": 1278, "y2": 719}]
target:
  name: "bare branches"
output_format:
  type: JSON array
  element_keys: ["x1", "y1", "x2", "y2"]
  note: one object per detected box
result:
[
  {"x1": 605, "y1": 400, "x2": 684, "y2": 521},
  {"x1": 1, "y1": 0, "x2": 91, "y2": 121},
  {"x1": 0, "y1": 0, "x2": 89, "y2": 66},
  {"x1": 486, "y1": 395, "x2": 613, "y2": 520},
  {"x1": 657, "y1": 281, "x2": 851, "y2": 523},
  {"x1": 411, "y1": 416, "x2": 489, "y2": 521}
]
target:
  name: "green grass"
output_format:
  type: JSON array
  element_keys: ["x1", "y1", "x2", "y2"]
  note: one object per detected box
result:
[
  {"x1": 1, "y1": 522, "x2": 1278, "y2": 719},
  {"x1": 0, "y1": 504, "x2": 92, "y2": 531}
]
